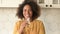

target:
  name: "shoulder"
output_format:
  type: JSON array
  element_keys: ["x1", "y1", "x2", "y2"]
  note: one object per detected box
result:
[
  {"x1": 33, "y1": 19, "x2": 44, "y2": 26},
  {"x1": 15, "y1": 20, "x2": 23, "y2": 25},
  {"x1": 34, "y1": 19, "x2": 43, "y2": 23}
]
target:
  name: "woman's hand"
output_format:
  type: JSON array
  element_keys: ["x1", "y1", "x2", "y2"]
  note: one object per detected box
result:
[{"x1": 18, "y1": 20, "x2": 27, "y2": 34}]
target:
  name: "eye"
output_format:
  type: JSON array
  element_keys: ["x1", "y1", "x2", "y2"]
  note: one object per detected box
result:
[
  {"x1": 25, "y1": 9, "x2": 26, "y2": 11},
  {"x1": 29, "y1": 9, "x2": 32, "y2": 11},
  {"x1": 23, "y1": 9, "x2": 26, "y2": 12}
]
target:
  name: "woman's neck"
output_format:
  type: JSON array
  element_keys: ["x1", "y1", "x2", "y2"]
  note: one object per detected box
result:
[{"x1": 24, "y1": 18, "x2": 32, "y2": 22}]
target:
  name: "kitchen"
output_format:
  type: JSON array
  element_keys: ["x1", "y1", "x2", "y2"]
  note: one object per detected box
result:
[{"x1": 0, "y1": 0, "x2": 60, "y2": 34}]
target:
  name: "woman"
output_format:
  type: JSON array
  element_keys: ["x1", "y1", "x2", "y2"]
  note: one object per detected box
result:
[{"x1": 13, "y1": 0, "x2": 45, "y2": 34}]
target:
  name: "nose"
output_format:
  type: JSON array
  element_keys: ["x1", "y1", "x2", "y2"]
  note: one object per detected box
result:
[
  {"x1": 26, "y1": 10, "x2": 29, "y2": 15},
  {"x1": 25, "y1": 11, "x2": 30, "y2": 17}
]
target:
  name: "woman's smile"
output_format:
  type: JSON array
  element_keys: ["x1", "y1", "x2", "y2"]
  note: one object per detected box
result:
[{"x1": 23, "y1": 4, "x2": 32, "y2": 19}]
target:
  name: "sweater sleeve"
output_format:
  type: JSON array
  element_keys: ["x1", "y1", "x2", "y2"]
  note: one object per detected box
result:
[
  {"x1": 13, "y1": 21, "x2": 21, "y2": 34},
  {"x1": 39, "y1": 21, "x2": 45, "y2": 34}
]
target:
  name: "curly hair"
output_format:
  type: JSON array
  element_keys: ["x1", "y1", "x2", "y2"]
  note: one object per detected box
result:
[{"x1": 16, "y1": 0, "x2": 41, "y2": 21}]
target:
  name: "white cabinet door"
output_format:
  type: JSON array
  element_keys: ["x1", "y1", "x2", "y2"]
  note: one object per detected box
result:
[
  {"x1": 46, "y1": 0, "x2": 60, "y2": 8},
  {"x1": 0, "y1": 0, "x2": 2, "y2": 6},
  {"x1": 37, "y1": 0, "x2": 44, "y2": 4},
  {"x1": 37, "y1": 0, "x2": 45, "y2": 8},
  {"x1": 37, "y1": 0, "x2": 60, "y2": 8},
  {"x1": 1, "y1": 0, "x2": 24, "y2": 7},
  {"x1": 45, "y1": 0, "x2": 52, "y2": 8},
  {"x1": 52, "y1": 0, "x2": 60, "y2": 8},
  {"x1": 45, "y1": 0, "x2": 52, "y2": 4},
  {"x1": 37, "y1": 0, "x2": 52, "y2": 8},
  {"x1": 52, "y1": 0, "x2": 58, "y2": 4}
]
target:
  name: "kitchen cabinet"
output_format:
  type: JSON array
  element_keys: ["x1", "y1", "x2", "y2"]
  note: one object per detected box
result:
[
  {"x1": 0, "y1": 0, "x2": 1, "y2": 4},
  {"x1": 37, "y1": 0, "x2": 60, "y2": 8},
  {"x1": 0, "y1": 0, "x2": 24, "y2": 7}
]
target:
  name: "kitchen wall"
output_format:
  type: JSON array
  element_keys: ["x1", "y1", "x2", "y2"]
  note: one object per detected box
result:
[
  {"x1": 41, "y1": 8, "x2": 60, "y2": 34},
  {"x1": 0, "y1": 8, "x2": 18, "y2": 34},
  {"x1": 0, "y1": 8, "x2": 60, "y2": 34}
]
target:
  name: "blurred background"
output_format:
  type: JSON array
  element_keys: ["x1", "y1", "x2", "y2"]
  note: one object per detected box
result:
[{"x1": 0, "y1": 0, "x2": 60, "y2": 34}]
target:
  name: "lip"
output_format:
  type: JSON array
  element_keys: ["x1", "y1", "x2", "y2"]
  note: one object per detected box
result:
[
  {"x1": 25, "y1": 15, "x2": 30, "y2": 18},
  {"x1": 26, "y1": 14, "x2": 29, "y2": 16},
  {"x1": 25, "y1": 16, "x2": 29, "y2": 17}
]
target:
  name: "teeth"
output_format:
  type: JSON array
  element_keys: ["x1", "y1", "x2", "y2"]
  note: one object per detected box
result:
[
  {"x1": 26, "y1": 15, "x2": 29, "y2": 16},
  {"x1": 26, "y1": 15, "x2": 30, "y2": 18}
]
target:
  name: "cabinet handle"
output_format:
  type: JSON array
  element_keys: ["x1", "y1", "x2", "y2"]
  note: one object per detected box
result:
[
  {"x1": 46, "y1": 5, "x2": 48, "y2": 7},
  {"x1": 50, "y1": 5, "x2": 52, "y2": 7}
]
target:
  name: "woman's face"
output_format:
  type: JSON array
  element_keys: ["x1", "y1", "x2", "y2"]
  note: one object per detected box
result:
[{"x1": 23, "y1": 4, "x2": 32, "y2": 19}]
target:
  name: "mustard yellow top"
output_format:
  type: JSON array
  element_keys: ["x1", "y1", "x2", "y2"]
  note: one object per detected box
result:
[{"x1": 13, "y1": 20, "x2": 45, "y2": 34}]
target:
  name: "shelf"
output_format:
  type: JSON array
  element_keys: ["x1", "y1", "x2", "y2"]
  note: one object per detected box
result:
[{"x1": 39, "y1": 4, "x2": 60, "y2": 8}]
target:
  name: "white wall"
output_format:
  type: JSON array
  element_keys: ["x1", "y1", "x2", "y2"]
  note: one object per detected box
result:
[
  {"x1": 0, "y1": 8, "x2": 18, "y2": 34},
  {"x1": 40, "y1": 8, "x2": 60, "y2": 34},
  {"x1": 0, "y1": 8, "x2": 60, "y2": 34}
]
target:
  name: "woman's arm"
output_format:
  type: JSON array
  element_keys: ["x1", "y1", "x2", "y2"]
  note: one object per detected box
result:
[
  {"x1": 13, "y1": 21, "x2": 20, "y2": 34},
  {"x1": 13, "y1": 20, "x2": 28, "y2": 34},
  {"x1": 39, "y1": 21, "x2": 45, "y2": 34}
]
